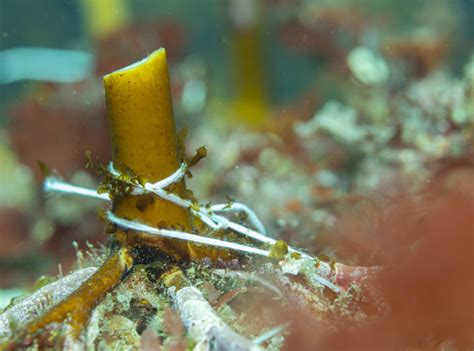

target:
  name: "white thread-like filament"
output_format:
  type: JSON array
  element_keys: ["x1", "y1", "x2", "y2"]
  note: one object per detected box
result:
[
  {"x1": 106, "y1": 211, "x2": 270, "y2": 257},
  {"x1": 210, "y1": 202, "x2": 267, "y2": 235},
  {"x1": 44, "y1": 177, "x2": 110, "y2": 201}
]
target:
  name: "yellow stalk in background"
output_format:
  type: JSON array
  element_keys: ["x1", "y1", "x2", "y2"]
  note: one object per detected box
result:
[
  {"x1": 230, "y1": 0, "x2": 269, "y2": 128},
  {"x1": 80, "y1": 0, "x2": 130, "y2": 38}
]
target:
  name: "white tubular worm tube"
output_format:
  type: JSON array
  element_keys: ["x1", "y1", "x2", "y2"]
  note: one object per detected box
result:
[
  {"x1": 109, "y1": 163, "x2": 267, "y2": 234},
  {"x1": 148, "y1": 162, "x2": 187, "y2": 189},
  {"x1": 106, "y1": 211, "x2": 271, "y2": 258},
  {"x1": 194, "y1": 210, "x2": 224, "y2": 229},
  {"x1": 227, "y1": 221, "x2": 275, "y2": 245},
  {"x1": 119, "y1": 162, "x2": 187, "y2": 193},
  {"x1": 211, "y1": 202, "x2": 267, "y2": 235},
  {"x1": 44, "y1": 177, "x2": 110, "y2": 201},
  {"x1": 140, "y1": 186, "x2": 227, "y2": 230}
]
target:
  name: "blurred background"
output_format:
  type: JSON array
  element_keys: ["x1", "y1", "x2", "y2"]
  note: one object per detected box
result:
[{"x1": 0, "y1": 0, "x2": 473, "y2": 301}]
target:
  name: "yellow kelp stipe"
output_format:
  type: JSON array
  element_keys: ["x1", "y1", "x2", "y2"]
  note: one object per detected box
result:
[
  {"x1": 230, "y1": 0, "x2": 269, "y2": 127},
  {"x1": 104, "y1": 49, "x2": 228, "y2": 261},
  {"x1": 80, "y1": 0, "x2": 129, "y2": 38}
]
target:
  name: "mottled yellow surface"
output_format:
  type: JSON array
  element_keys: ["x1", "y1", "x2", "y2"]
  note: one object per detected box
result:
[
  {"x1": 104, "y1": 49, "x2": 182, "y2": 184},
  {"x1": 104, "y1": 49, "x2": 230, "y2": 261},
  {"x1": 104, "y1": 49, "x2": 193, "y2": 259}
]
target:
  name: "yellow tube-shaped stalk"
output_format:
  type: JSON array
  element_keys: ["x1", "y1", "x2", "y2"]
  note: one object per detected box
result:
[
  {"x1": 230, "y1": 0, "x2": 269, "y2": 127},
  {"x1": 80, "y1": 0, "x2": 129, "y2": 38},
  {"x1": 104, "y1": 49, "x2": 229, "y2": 261},
  {"x1": 104, "y1": 48, "x2": 192, "y2": 259},
  {"x1": 104, "y1": 49, "x2": 182, "y2": 184},
  {"x1": 232, "y1": 28, "x2": 269, "y2": 127}
]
